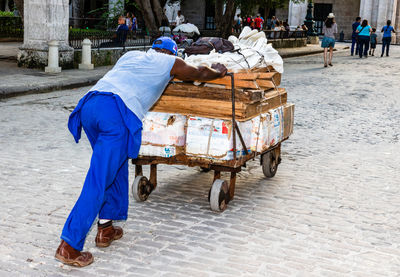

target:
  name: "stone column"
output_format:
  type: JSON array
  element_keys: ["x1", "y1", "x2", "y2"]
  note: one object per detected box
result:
[
  {"x1": 359, "y1": 0, "x2": 373, "y2": 23},
  {"x1": 374, "y1": 0, "x2": 396, "y2": 42},
  {"x1": 17, "y1": 0, "x2": 73, "y2": 69},
  {"x1": 288, "y1": 0, "x2": 308, "y2": 27},
  {"x1": 394, "y1": 0, "x2": 400, "y2": 44}
]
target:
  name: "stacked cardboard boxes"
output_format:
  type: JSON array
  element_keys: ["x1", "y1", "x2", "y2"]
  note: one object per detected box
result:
[{"x1": 138, "y1": 67, "x2": 294, "y2": 161}]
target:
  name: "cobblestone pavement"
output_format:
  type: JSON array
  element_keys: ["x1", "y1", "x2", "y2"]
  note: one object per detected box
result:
[{"x1": 0, "y1": 47, "x2": 399, "y2": 277}]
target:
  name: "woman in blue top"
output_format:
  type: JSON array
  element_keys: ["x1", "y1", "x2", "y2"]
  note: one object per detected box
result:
[
  {"x1": 356, "y1": 19, "x2": 372, "y2": 58},
  {"x1": 381, "y1": 20, "x2": 396, "y2": 57}
]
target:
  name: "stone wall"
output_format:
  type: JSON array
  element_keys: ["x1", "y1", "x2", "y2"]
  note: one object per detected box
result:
[
  {"x1": 180, "y1": 0, "x2": 206, "y2": 28},
  {"x1": 73, "y1": 46, "x2": 152, "y2": 68},
  {"x1": 270, "y1": 38, "x2": 307, "y2": 48},
  {"x1": 275, "y1": 8, "x2": 289, "y2": 23},
  {"x1": 314, "y1": 0, "x2": 361, "y2": 40}
]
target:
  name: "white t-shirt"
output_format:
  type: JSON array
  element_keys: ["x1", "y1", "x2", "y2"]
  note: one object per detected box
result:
[
  {"x1": 176, "y1": 15, "x2": 185, "y2": 26},
  {"x1": 90, "y1": 51, "x2": 176, "y2": 120}
]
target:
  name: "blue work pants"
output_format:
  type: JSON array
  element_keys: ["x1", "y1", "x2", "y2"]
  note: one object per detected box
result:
[{"x1": 61, "y1": 95, "x2": 130, "y2": 251}]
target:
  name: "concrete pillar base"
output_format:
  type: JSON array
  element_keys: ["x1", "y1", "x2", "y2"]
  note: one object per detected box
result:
[
  {"x1": 45, "y1": 66, "x2": 62, "y2": 73},
  {"x1": 18, "y1": 43, "x2": 73, "y2": 69},
  {"x1": 79, "y1": 63, "x2": 94, "y2": 70},
  {"x1": 307, "y1": 36, "x2": 320, "y2": 44}
]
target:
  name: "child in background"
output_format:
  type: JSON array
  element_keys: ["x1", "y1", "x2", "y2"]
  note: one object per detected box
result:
[{"x1": 369, "y1": 28, "x2": 377, "y2": 56}]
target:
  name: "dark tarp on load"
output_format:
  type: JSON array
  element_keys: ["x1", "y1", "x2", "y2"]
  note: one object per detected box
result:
[{"x1": 184, "y1": 37, "x2": 234, "y2": 56}]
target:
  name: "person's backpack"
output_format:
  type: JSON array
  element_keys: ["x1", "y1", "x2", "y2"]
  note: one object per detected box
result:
[{"x1": 184, "y1": 37, "x2": 234, "y2": 56}]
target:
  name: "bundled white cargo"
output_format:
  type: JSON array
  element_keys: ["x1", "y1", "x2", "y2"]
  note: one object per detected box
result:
[
  {"x1": 139, "y1": 112, "x2": 187, "y2": 158},
  {"x1": 138, "y1": 105, "x2": 294, "y2": 160},
  {"x1": 185, "y1": 26, "x2": 284, "y2": 73}
]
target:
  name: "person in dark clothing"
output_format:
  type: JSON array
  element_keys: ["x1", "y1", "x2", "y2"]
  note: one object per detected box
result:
[
  {"x1": 369, "y1": 28, "x2": 377, "y2": 56},
  {"x1": 114, "y1": 16, "x2": 129, "y2": 46},
  {"x1": 99, "y1": 16, "x2": 129, "y2": 48},
  {"x1": 351, "y1": 17, "x2": 361, "y2": 56},
  {"x1": 381, "y1": 20, "x2": 396, "y2": 57},
  {"x1": 356, "y1": 19, "x2": 372, "y2": 58}
]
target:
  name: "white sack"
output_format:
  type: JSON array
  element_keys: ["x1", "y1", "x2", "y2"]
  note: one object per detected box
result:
[
  {"x1": 173, "y1": 23, "x2": 200, "y2": 35},
  {"x1": 185, "y1": 26, "x2": 284, "y2": 73}
]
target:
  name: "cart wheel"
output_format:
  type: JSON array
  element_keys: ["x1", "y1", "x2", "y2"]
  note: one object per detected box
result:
[
  {"x1": 132, "y1": 176, "x2": 154, "y2": 202},
  {"x1": 209, "y1": 179, "x2": 230, "y2": 212},
  {"x1": 262, "y1": 151, "x2": 278, "y2": 178}
]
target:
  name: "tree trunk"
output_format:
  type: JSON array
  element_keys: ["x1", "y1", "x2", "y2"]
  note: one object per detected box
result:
[
  {"x1": 150, "y1": 0, "x2": 167, "y2": 26},
  {"x1": 215, "y1": 0, "x2": 236, "y2": 38},
  {"x1": 71, "y1": 0, "x2": 85, "y2": 28},
  {"x1": 214, "y1": 0, "x2": 223, "y2": 34},
  {"x1": 135, "y1": 0, "x2": 159, "y2": 33}
]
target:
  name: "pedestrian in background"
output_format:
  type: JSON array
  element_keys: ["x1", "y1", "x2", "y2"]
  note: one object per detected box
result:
[
  {"x1": 175, "y1": 10, "x2": 185, "y2": 26},
  {"x1": 254, "y1": 14, "x2": 263, "y2": 31},
  {"x1": 369, "y1": 28, "x2": 377, "y2": 56},
  {"x1": 321, "y1": 13, "x2": 338, "y2": 67},
  {"x1": 125, "y1": 12, "x2": 132, "y2": 31},
  {"x1": 271, "y1": 16, "x2": 277, "y2": 29},
  {"x1": 131, "y1": 13, "x2": 137, "y2": 38},
  {"x1": 351, "y1": 17, "x2": 361, "y2": 56},
  {"x1": 356, "y1": 19, "x2": 372, "y2": 58},
  {"x1": 381, "y1": 20, "x2": 396, "y2": 57},
  {"x1": 234, "y1": 14, "x2": 242, "y2": 33}
]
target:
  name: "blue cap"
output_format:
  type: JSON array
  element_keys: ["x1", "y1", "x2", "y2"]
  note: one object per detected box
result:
[{"x1": 152, "y1": 36, "x2": 178, "y2": 56}]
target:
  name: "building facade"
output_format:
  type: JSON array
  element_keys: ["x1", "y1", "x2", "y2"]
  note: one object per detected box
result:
[{"x1": 287, "y1": 0, "x2": 400, "y2": 43}]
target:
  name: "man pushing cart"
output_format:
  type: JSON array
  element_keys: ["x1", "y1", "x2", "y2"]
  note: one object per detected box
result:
[{"x1": 55, "y1": 37, "x2": 227, "y2": 267}]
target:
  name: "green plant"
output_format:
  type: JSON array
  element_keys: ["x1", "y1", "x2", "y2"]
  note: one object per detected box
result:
[{"x1": 0, "y1": 11, "x2": 15, "y2": 17}]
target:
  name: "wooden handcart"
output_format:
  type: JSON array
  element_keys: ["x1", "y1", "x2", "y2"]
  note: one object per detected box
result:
[{"x1": 131, "y1": 73, "x2": 287, "y2": 212}]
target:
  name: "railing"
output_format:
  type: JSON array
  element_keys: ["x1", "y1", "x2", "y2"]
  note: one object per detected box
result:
[
  {"x1": 264, "y1": 30, "x2": 307, "y2": 40},
  {"x1": 68, "y1": 29, "x2": 158, "y2": 50},
  {"x1": 69, "y1": 17, "x2": 110, "y2": 31},
  {"x1": 0, "y1": 16, "x2": 23, "y2": 38}
]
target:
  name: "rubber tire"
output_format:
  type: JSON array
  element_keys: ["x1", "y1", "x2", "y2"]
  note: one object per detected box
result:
[
  {"x1": 132, "y1": 176, "x2": 150, "y2": 202},
  {"x1": 262, "y1": 151, "x2": 278, "y2": 178},
  {"x1": 209, "y1": 179, "x2": 229, "y2": 212}
]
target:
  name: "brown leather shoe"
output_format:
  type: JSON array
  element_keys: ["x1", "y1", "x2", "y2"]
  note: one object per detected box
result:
[
  {"x1": 55, "y1": 240, "x2": 94, "y2": 267},
  {"x1": 95, "y1": 224, "x2": 123, "y2": 248}
]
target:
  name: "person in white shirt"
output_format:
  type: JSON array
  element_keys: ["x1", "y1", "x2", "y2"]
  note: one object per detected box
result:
[{"x1": 176, "y1": 10, "x2": 185, "y2": 26}]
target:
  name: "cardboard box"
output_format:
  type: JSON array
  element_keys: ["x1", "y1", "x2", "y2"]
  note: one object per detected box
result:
[
  {"x1": 282, "y1": 103, "x2": 295, "y2": 139},
  {"x1": 141, "y1": 112, "x2": 187, "y2": 147},
  {"x1": 186, "y1": 116, "x2": 252, "y2": 160}
]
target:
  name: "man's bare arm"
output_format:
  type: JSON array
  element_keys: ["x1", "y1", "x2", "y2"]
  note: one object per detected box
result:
[{"x1": 170, "y1": 57, "x2": 227, "y2": 81}]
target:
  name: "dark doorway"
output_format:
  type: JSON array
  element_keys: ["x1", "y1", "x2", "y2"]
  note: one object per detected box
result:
[
  {"x1": 205, "y1": 0, "x2": 215, "y2": 29},
  {"x1": 314, "y1": 3, "x2": 332, "y2": 35}
]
